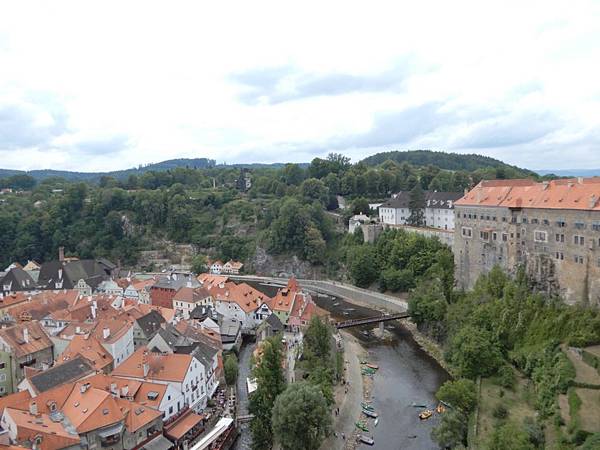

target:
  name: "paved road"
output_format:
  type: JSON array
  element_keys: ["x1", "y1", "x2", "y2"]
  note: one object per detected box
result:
[{"x1": 230, "y1": 275, "x2": 408, "y2": 312}]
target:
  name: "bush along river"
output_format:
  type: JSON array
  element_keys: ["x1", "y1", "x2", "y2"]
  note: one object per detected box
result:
[{"x1": 314, "y1": 293, "x2": 450, "y2": 450}]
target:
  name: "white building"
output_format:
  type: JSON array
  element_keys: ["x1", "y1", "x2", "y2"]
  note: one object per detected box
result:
[{"x1": 379, "y1": 191, "x2": 462, "y2": 231}]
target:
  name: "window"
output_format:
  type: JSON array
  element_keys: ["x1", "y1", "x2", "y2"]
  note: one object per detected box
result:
[
  {"x1": 0, "y1": 362, "x2": 5, "y2": 370},
  {"x1": 556, "y1": 233, "x2": 565, "y2": 243},
  {"x1": 502, "y1": 233, "x2": 508, "y2": 242},
  {"x1": 480, "y1": 231, "x2": 489, "y2": 241},
  {"x1": 574, "y1": 235, "x2": 585, "y2": 245},
  {"x1": 502, "y1": 217, "x2": 507, "y2": 222},
  {"x1": 522, "y1": 217, "x2": 528, "y2": 223},
  {"x1": 557, "y1": 220, "x2": 566, "y2": 228},
  {"x1": 574, "y1": 222, "x2": 586, "y2": 230},
  {"x1": 461, "y1": 227, "x2": 473, "y2": 238},
  {"x1": 543, "y1": 219, "x2": 550, "y2": 225},
  {"x1": 534, "y1": 231, "x2": 547, "y2": 242},
  {"x1": 492, "y1": 232, "x2": 497, "y2": 241},
  {"x1": 592, "y1": 222, "x2": 600, "y2": 231},
  {"x1": 556, "y1": 252, "x2": 564, "y2": 260},
  {"x1": 0, "y1": 374, "x2": 5, "y2": 382},
  {"x1": 574, "y1": 255, "x2": 584, "y2": 264},
  {"x1": 531, "y1": 218, "x2": 539, "y2": 224}
]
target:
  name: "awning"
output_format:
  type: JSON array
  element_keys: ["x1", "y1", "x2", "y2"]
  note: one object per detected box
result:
[
  {"x1": 165, "y1": 412, "x2": 205, "y2": 440},
  {"x1": 142, "y1": 435, "x2": 174, "y2": 450}
]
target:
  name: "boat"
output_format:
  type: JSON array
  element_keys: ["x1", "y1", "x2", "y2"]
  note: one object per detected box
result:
[
  {"x1": 366, "y1": 363, "x2": 379, "y2": 370},
  {"x1": 362, "y1": 408, "x2": 378, "y2": 418},
  {"x1": 407, "y1": 435, "x2": 417, "y2": 439},
  {"x1": 411, "y1": 402, "x2": 427, "y2": 408},
  {"x1": 359, "y1": 435, "x2": 375, "y2": 445},
  {"x1": 361, "y1": 403, "x2": 374, "y2": 411},
  {"x1": 374, "y1": 418, "x2": 379, "y2": 427},
  {"x1": 419, "y1": 410, "x2": 433, "y2": 420},
  {"x1": 436, "y1": 403, "x2": 446, "y2": 414},
  {"x1": 355, "y1": 422, "x2": 369, "y2": 432}
]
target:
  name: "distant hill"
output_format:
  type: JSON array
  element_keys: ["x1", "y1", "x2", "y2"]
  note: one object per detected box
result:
[
  {"x1": 536, "y1": 169, "x2": 600, "y2": 177},
  {"x1": 361, "y1": 150, "x2": 535, "y2": 176},
  {"x1": 0, "y1": 158, "x2": 218, "y2": 182}
]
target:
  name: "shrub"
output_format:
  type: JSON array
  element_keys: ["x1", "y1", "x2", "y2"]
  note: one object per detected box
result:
[{"x1": 493, "y1": 404, "x2": 509, "y2": 419}]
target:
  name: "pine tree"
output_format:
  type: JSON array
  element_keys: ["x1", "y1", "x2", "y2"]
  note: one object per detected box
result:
[{"x1": 408, "y1": 183, "x2": 425, "y2": 226}]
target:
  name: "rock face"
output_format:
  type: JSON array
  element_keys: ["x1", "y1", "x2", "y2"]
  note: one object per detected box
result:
[{"x1": 250, "y1": 246, "x2": 314, "y2": 278}]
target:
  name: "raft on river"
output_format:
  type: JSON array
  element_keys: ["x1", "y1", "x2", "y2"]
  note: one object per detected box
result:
[
  {"x1": 355, "y1": 422, "x2": 369, "y2": 432},
  {"x1": 362, "y1": 408, "x2": 378, "y2": 418}
]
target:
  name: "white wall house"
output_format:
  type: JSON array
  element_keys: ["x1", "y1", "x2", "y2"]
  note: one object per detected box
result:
[{"x1": 379, "y1": 191, "x2": 462, "y2": 231}]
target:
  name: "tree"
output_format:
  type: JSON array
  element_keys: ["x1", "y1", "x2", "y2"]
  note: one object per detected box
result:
[
  {"x1": 191, "y1": 255, "x2": 208, "y2": 274},
  {"x1": 224, "y1": 354, "x2": 238, "y2": 385},
  {"x1": 272, "y1": 382, "x2": 332, "y2": 450},
  {"x1": 303, "y1": 317, "x2": 331, "y2": 367},
  {"x1": 408, "y1": 279, "x2": 447, "y2": 338},
  {"x1": 249, "y1": 337, "x2": 286, "y2": 450},
  {"x1": 281, "y1": 164, "x2": 304, "y2": 185},
  {"x1": 350, "y1": 197, "x2": 370, "y2": 215},
  {"x1": 304, "y1": 227, "x2": 326, "y2": 264},
  {"x1": 407, "y1": 183, "x2": 425, "y2": 226},
  {"x1": 347, "y1": 245, "x2": 378, "y2": 288},
  {"x1": 485, "y1": 422, "x2": 534, "y2": 450},
  {"x1": 300, "y1": 178, "x2": 329, "y2": 205},
  {"x1": 447, "y1": 325, "x2": 503, "y2": 378},
  {"x1": 436, "y1": 379, "x2": 477, "y2": 413},
  {"x1": 581, "y1": 432, "x2": 600, "y2": 449},
  {"x1": 431, "y1": 410, "x2": 467, "y2": 449}
]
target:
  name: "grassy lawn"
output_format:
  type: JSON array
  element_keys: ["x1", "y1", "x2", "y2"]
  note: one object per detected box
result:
[
  {"x1": 563, "y1": 346, "x2": 600, "y2": 385},
  {"x1": 474, "y1": 370, "x2": 537, "y2": 447},
  {"x1": 576, "y1": 388, "x2": 600, "y2": 432}
]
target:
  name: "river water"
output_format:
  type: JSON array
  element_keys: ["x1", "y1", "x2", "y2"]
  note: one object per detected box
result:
[{"x1": 233, "y1": 282, "x2": 449, "y2": 450}]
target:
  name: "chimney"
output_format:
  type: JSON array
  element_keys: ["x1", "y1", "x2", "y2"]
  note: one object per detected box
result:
[
  {"x1": 142, "y1": 351, "x2": 150, "y2": 378},
  {"x1": 29, "y1": 401, "x2": 38, "y2": 416},
  {"x1": 590, "y1": 194, "x2": 597, "y2": 209},
  {"x1": 91, "y1": 300, "x2": 97, "y2": 319},
  {"x1": 59, "y1": 247, "x2": 65, "y2": 262},
  {"x1": 186, "y1": 276, "x2": 192, "y2": 288},
  {"x1": 80, "y1": 383, "x2": 90, "y2": 393},
  {"x1": 542, "y1": 181, "x2": 549, "y2": 190},
  {"x1": 103, "y1": 327, "x2": 110, "y2": 339},
  {"x1": 121, "y1": 385, "x2": 129, "y2": 397},
  {"x1": 578, "y1": 176, "x2": 584, "y2": 184},
  {"x1": 76, "y1": 326, "x2": 81, "y2": 334},
  {"x1": 110, "y1": 383, "x2": 118, "y2": 396},
  {"x1": 23, "y1": 327, "x2": 29, "y2": 344}
]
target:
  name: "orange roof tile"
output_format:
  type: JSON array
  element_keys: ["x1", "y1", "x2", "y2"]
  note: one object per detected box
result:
[
  {"x1": 4, "y1": 408, "x2": 80, "y2": 450},
  {"x1": 111, "y1": 347, "x2": 193, "y2": 383},
  {"x1": 0, "y1": 390, "x2": 32, "y2": 416},
  {"x1": 114, "y1": 397, "x2": 162, "y2": 432},
  {"x1": 0, "y1": 322, "x2": 53, "y2": 358},
  {"x1": 456, "y1": 177, "x2": 600, "y2": 211},
  {"x1": 61, "y1": 383, "x2": 123, "y2": 433},
  {"x1": 58, "y1": 334, "x2": 113, "y2": 372},
  {"x1": 165, "y1": 412, "x2": 204, "y2": 440}
]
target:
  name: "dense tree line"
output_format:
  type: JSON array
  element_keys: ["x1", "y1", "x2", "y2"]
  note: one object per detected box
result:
[
  {"x1": 342, "y1": 228, "x2": 454, "y2": 293},
  {"x1": 407, "y1": 266, "x2": 600, "y2": 448}
]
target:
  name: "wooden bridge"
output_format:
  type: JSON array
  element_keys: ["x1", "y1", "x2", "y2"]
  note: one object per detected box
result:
[{"x1": 335, "y1": 312, "x2": 410, "y2": 329}]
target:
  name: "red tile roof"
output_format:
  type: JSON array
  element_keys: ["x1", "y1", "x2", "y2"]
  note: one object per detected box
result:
[{"x1": 456, "y1": 177, "x2": 600, "y2": 210}]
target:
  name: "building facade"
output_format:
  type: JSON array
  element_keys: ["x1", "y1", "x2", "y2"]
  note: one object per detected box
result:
[
  {"x1": 454, "y1": 178, "x2": 600, "y2": 305},
  {"x1": 379, "y1": 191, "x2": 462, "y2": 230}
]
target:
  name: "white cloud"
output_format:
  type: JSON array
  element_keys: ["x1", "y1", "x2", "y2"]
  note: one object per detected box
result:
[{"x1": 0, "y1": 0, "x2": 599, "y2": 171}]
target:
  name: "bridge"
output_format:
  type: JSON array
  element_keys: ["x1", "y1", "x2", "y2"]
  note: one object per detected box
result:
[{"x1": 335, "y1": 312, "x2": 410, "y2": 329}]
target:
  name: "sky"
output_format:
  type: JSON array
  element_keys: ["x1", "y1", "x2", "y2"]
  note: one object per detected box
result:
[{"x1": 1, "y1": 1, "x2": 600, "y2": 172}]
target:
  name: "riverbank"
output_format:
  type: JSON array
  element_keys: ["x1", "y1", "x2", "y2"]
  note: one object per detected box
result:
[
  {"x1": 321, "y1": 331, "x2": 366, "y2": 450},
  {"x1": 399, "y1": 318, "x2": 453, "y2": 376}
]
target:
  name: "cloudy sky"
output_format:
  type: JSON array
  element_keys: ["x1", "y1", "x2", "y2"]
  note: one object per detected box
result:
[{"x1": 1, "y1": 1, "x2": 600, "y2": 172}]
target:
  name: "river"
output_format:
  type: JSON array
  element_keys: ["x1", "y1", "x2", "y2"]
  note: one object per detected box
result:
[{"x1": 233, "y1": 282, "x2": 449, "y2": 450}]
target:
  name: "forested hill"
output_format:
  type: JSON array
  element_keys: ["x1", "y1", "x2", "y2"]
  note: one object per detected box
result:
[
  {"x1": 361, "y1": 150, "x2": 534, "y2": 176},
  {"x1": 0, "y1": 158, "x2": 310, "y2": 183},
  {"x1": 0, "y1": 158, "x2": 218, "y2": 182}
]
